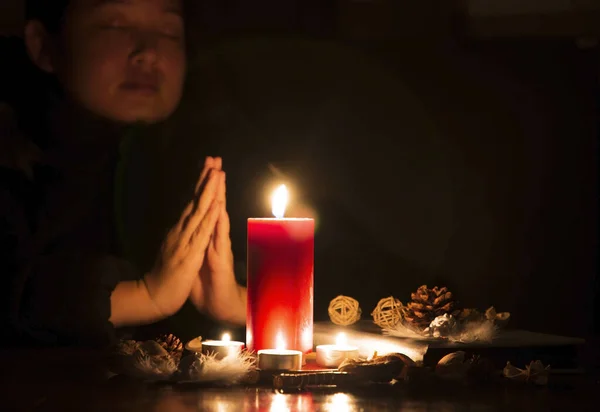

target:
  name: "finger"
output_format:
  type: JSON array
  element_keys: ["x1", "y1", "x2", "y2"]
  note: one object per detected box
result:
[
  {"x1": 198, "y1": 156, "x2": 214, "y2": 185},
  {"x1": 191, "y1": 199, "x2": 222, "y2": 255},
  {"x1": 215, "y1": 203, "x2": 231, "y2": 249},
  {"x1": 211, "y1": 173, "x2": 227, "y2": 251},
  {"x1": 177, "y1": 157, "x2": 214, "y2": 232},
  {"x1": 208, "y1": 172, "x2": 226, "y2": 250},
  {"x1": 182, "y1": 169, "x2": 221, "y2": 241},
  {"x1": 195, "y1": 156, "x2": 215, "y2": 194},
  {"x1": 208, "y1": 173, "x2": 227, "y2": 252},
  {"x1": 176, "y1": 200, "x2": 195, "y2": 232},
  {"x1": 222, "y1": 172, "x2": 226, "y2": 208},
  {"x1": 217, "y1": 171, "x2": 226, "y2": 205},
  {"x1": 213, "y1": 157, "x2": 222, "y2": 171}
]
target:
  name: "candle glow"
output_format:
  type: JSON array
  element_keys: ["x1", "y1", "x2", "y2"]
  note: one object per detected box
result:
[
  {"x1": 315, "y1": 332, "x2": 360, "y2": 368},
  {"x1": 336, "y1": 333, "x2": 348, "y2": 347},
  {"x1": 200, "y1": 332, "x2": 244, "y2": 360},
  {"x1": 271, "y1": 184, "x2": 289, "y2": 218},
  {"x1": 275, "y1": 332, "x2": 286, "y2": 350}
]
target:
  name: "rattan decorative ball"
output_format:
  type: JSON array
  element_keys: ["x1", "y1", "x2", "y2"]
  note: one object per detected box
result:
[
  {"x1": 328, "y1": 295, "x2": 362, "y2": 326},
  {"x1": 371, "y1": 296, "x2": 404, "y2": 328}
]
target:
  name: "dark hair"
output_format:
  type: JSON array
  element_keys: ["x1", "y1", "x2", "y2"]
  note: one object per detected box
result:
[
  {"x1": 26, "y1": 1, "x2": 199, "y2": 34},
  {"x1": 25, "y1": 0, "x2": 71, "y2": 33}
]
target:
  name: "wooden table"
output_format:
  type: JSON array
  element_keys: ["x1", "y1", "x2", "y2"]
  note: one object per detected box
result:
[{"x1": 1, "y1": 349, "x2": 599, "y2": 411}]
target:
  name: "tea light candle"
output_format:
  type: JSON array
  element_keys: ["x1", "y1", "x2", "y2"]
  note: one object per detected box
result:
[
  {"x1": 257, "y1": 333, "x2": 303, "y2": 371},
  {"x1": 316, "y1": 333, "x2": 359, "y2": 368},
  {"x1": 201, "y1": 333, "x2": 244, "y2": 359}
]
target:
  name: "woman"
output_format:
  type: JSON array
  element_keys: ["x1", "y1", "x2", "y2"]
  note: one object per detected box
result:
[{"x1": 0, "y1": 0, "x2": 246, "y2": 346}]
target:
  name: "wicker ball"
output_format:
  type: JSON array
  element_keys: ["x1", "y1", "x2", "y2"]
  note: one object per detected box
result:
[
  {"x1": 328, "y1": 295, "x2": 362, "y2": 326},
  {"x1": 371, "y1": 296, "x2": 403, "y2": 328}
]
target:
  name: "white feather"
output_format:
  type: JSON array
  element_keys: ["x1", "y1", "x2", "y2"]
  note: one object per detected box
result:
[
  {"x1": 188, "y1": 351, "x2": 256, "y2": 384},
  {"x1": 132, "y1": 350, "x2": 178, "y2": 380},
  {"x1": 383, "y1": 322, "x2": 428, "y2": 339},
  {"x1": 449, "y1": 321, "x2": 497, "y2": 343}
]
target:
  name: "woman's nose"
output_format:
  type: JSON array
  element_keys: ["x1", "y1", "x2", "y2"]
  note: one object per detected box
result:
[{"x1": 130, "y1": 31, "x2": 160, "y2": 67}]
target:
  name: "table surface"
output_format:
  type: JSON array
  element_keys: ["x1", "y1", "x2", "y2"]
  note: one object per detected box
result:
[
  {"x1": 1, "y1": 348, "x2": 599, "y2": 412},
  {"x1": 315, "y1": 322, "x2": 587, "y2": 348}
]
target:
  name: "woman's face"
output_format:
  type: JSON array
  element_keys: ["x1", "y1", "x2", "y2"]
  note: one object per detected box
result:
[{"x1": 55, "y1": 0, "x2": 186, "y2": 124}]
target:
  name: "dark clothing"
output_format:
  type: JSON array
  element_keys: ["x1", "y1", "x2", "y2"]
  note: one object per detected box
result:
[
  {"x1": 0, "y1": 37, "x2": 169, "y2": 345},
  {"x1": 0, "y1": 100, "x2": 136, "y2": 346}
]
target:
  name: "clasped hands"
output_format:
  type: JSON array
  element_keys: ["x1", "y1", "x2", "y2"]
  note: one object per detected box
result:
[{"x1": 142, "y1": 156, "x2": 246, "y2": 325}]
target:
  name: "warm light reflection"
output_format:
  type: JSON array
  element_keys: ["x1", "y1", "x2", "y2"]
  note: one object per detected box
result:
[
  {"x1": 301, "y1": 327, "x2": 312, "y2": 350},
  {"x1": 246, "y1": 329, "x2": 253, "y2": 349},
  {"x1": 269, "y1": 393, "x2": 291, "y2": 412},
  {"x1": 275, "y1": 332, "x2": 286, "y2": 350},
  {"x1": 196, "y1": 395, "x2": 235, "y2": 412},
  {"x1": 216, "y1": 401, "x2": 229, "y2": 412},
  {"x1": 324, "y1": 393, "x2": 352, "y2": 412},
  {"x1": 296, "y1": 393, "x2": 314, "y2": 410},
  {"x1": 271, "y1": 184, "x2": 289, "y2": 218},
  {"x1": 336, "y1": 332, "x2": 348, "y2": 347},
  {"x1": 221, "y1": 332, "x2": 231, "y2": 342}
]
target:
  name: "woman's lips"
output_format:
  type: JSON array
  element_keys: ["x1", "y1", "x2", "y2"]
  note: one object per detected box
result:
[{"x1": 120, "y1": 81, "x2": 159, "y2": 94}]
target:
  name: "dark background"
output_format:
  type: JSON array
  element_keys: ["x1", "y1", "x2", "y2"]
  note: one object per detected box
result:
[{"x1": 1, "y1": 1, "x2": 598, "y2": 346}]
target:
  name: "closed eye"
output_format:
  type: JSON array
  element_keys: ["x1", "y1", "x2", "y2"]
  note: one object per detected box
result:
[
  {"x1": 100, "y1": 20, "x2": 130, "y2": 30},
  {"x1": 159, "y1": 24, "x2": 184, "y2": 41},
  {"x1": 159, "y1": 32, "x2": 182, "y2": 41}
]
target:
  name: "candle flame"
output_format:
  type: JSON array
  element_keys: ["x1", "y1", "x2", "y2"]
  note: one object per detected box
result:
[
  {"x1": 275, "y1": 332, "x2": 286, "y2": 350},
  {"x1": 336, "y1": 332, "x2": 348, "y2": 347},
  {"x1": 271, "y1": 184, "x2": 289, "y2": 219},
  {"x1": 222, "y1": 333, "x2": 231, "y2": 342}
]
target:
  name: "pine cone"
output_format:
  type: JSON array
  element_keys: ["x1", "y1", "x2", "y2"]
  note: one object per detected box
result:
[
  {"x1": 404, "y1": 285, "x2": 455, "y2": 330},
  {"x1": 155, "y1": 334, "x2": 183, "y2": 361}
]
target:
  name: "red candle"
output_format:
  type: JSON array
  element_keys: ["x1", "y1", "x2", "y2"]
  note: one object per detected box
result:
[{"x1": 246, "y1": 185, "x2": 314, "y2": 354}]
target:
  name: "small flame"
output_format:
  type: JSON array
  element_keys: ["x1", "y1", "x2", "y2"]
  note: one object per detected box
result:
[
  {"x1": 336, "y1": 332, "x2": 348, "y2": 347},
  {"x1": 221, "y1": 333, "x2": 231, "y2": 342},
  {"x1": 271, "y1": 184, "x2": 289, "y2": 219},
  {"x1": 275, "y1": 332, "x2": 286, "y2": 350}
]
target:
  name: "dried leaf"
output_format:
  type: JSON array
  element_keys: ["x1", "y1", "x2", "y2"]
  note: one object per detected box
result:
[
  {"x1": 436, "y1": 351, "x2": 469, "y2": 380},
  {"x1": 437, "y1": 351, "x2": 466, "y2": 366},
  {"x1": 503, "y1": 361, "x2": 550, "y2": 385}
]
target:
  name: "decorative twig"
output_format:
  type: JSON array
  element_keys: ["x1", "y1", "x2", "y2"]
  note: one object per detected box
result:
[
  {"x1": 273, "y1": 372, "x2": 360, "y2": 390},
  {"x1": 338, "y1": 353, "x2": 415, "y2": 383}
]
